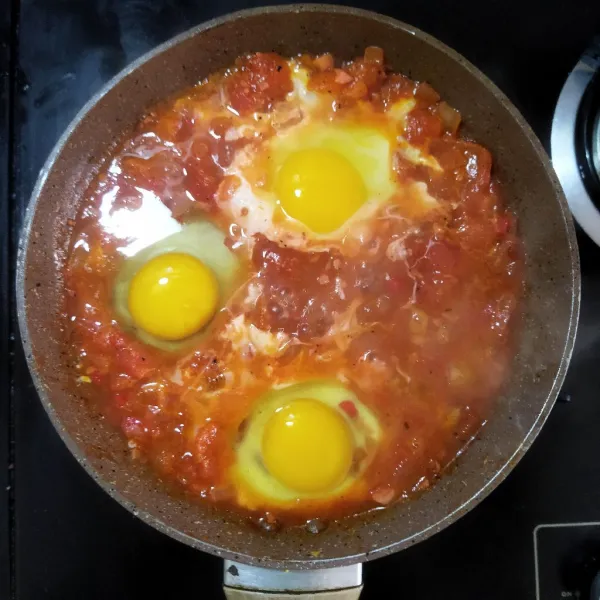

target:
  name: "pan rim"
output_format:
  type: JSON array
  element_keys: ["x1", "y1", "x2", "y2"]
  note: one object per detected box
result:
[{"x1": 16, "y1": 3, "x2": 581, "y2": 569}]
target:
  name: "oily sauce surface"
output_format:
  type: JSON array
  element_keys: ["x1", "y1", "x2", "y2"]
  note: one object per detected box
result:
[{"x1": 64, "y1": 49, "x2": 522, "y2": 526}]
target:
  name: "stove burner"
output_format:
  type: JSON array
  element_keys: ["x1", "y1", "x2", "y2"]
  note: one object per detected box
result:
[
  {"x1": 576, "y1": 69, "x2": 600, "y2": 200},
  {"x1": 552, "y1": 38, "x2": 600, "y2": 245}
]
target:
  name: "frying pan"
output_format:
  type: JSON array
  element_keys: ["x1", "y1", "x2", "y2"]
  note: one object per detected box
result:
[{"x1": 17, "y1": 4, "x2": 579, "y2": 598}]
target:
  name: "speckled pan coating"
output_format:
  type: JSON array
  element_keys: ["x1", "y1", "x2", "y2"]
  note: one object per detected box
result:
[{"x1": 16, "y1": 5, "x2": 579, "y2": 569}]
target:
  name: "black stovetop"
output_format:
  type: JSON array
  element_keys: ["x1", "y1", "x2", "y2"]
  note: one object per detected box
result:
[{"x1": 3, "y1": 1, "x2": 600, "y2": 598}]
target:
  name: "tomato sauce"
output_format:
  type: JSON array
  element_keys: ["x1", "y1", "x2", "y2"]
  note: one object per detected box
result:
[{"x1": 63, "y1": 49, "x2": 522, "y2": 527}]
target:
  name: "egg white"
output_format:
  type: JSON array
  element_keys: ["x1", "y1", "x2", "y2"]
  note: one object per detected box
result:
[
  {"x1": 219, "y1": 314, "x2": 293, "y2": 359},
  {"x1": 214, "y1": 63, "x2": 445, "y2": 254}
]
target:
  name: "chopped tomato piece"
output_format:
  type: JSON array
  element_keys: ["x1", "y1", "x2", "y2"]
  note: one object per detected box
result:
[
  {"x1": 308, "y1": 70, "x2": 345, "y2": 96},
  {"x1": 183, "y1": 154, "x2": 222, "y2": 209},
  {"x1": 313, "y1": 53, "x2": 334, "y2": 71},
  {"x1": 122, "y1": 416, "x2": 146, "y2": 439},
  {"x1": 495, "y1": 215, "x2": 512, "y2": 236},
  {"x1": 379, "y1": 74, "x2": 415, "y2": 107},
  {"x1": 123, "y1": 154, "x2": 180, "y2": 186},
  {"x1": 113, "y1": 392, "x2": 129, "y2": 409},
  {"x1": 225, "y1": 53, "x2": 293, "y2": 115},
  {"x1": 194, "y1": 423, "x2": 222, "y2": 480},
  {"x1": 89, "y1": 370, "x2": 104, "y2": 386},
  {"x1": 345, "y1": 80, "x2": 369, "y2": 100},
  {"x1": 404, "y1": 108, "x2": 443, "y2": 146},
  {"x1": 116, "y1": 345, "x2": 155, "y2": 380},
  {"x1": 345, "y1": 58, "x2": 385, "y2": 91},
  {"x1": 385, "y1": 272, "x2": 414, "y2": 300},
  {"x1": 339, "y1": 400, "x2": 358, "y2": 419}
]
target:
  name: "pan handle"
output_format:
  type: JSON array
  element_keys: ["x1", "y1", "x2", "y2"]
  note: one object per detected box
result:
[
  {"x1": 223, "y1": 561, "x2": 363, "y2": 600},
  {"x1": 223, "y1": 589, "x2": 362, "y2": 600}
]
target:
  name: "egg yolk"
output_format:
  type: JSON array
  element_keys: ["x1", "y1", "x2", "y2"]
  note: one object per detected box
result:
[
  {"x1": 128, "y1": 252, "x2": 219, "y2": 341},
  {"x1": 275, "y1": 148, "x2": 367, "y2": 234},
  {"x1": 261, "y1": 398, "x2": 353, "y2": 494}
]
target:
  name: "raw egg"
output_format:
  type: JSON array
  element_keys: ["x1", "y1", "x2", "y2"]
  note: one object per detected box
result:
[
  {"x1": 233, "y1": 379, "x2": 381, "y2": 508},
  {"x1": 274, "y1": 147, "x2": 367, "y2": 234},
  {"x1": 268, "y1": 123, "x2": 396, "y2": 235},
  {"x1": 128, "y1": 252, "x2": 219, "y2": 341},
  {"x1": 262, "y1": 397, "x2": 354, "y2": 493},
  {"x1": 113, "y1": 220, "x2": 242, "y2": 350}
]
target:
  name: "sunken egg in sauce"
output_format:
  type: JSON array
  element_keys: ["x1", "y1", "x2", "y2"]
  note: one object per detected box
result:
[
  {"x1": 113, "y1": 220, "x2": 242, "y2": 350},
  {"x1": 234, "y1": 380, "x2": 381, "y2": 511},
  {"x1": 63, "y1": 48, "x2": 522, "y2": 528}
]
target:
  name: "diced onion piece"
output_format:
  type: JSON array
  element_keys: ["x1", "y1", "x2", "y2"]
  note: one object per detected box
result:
[
  {"x1": 169, "y1": 367, "x2": 184, "y2": 386},
  {"x1": 243, "y1": 282, "x2": 263, "y2": 309},
  {"x1": 248, "y1": 325, "x2": 289, "y2": 356},
  {"x1": 364, "y1": 46, "x2": 384, "y2": 65},
  {"x1": 396, "y1": 139, "x2": 443, "y2": 172},
  {"x1": 271, "y1": 104, "x2": 303, "y2": 130},
  {"x1": 445, "y1": 407, "x2": 461, "y2": 428},
  {"x1": 388, "y1": 98, "x2": 417, "y2": 123},
  {"x1": 386, "y1": 238, "x2": 408, "y2": 262},
  {"x1": 415, "y1": 82, "x2": 440, "y2": 104},
  {"x1": 224, "y1": 127, "x2": 242, "y2": 141},
  {"x1": 220, "y1": 315, "x2": 290, "y2": 358},
  {"x1": 371, "y1": 485, "x2": 395, "y2": 505},
  {"x1": 437, "y1": 101, "x2": 461, "y2": 135},
  {"x1": 409, "y1": 308, "x2": 429, "y2": 337}
]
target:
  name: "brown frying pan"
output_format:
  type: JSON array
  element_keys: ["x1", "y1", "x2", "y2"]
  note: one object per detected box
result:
[{"x1": 17, "y1": 4, "x2": 579, "y2": 598}]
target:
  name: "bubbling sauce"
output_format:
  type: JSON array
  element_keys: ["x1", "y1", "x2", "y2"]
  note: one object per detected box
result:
[{"x1": 64, "y1": 49, "x2": 522, "y2": 527}]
